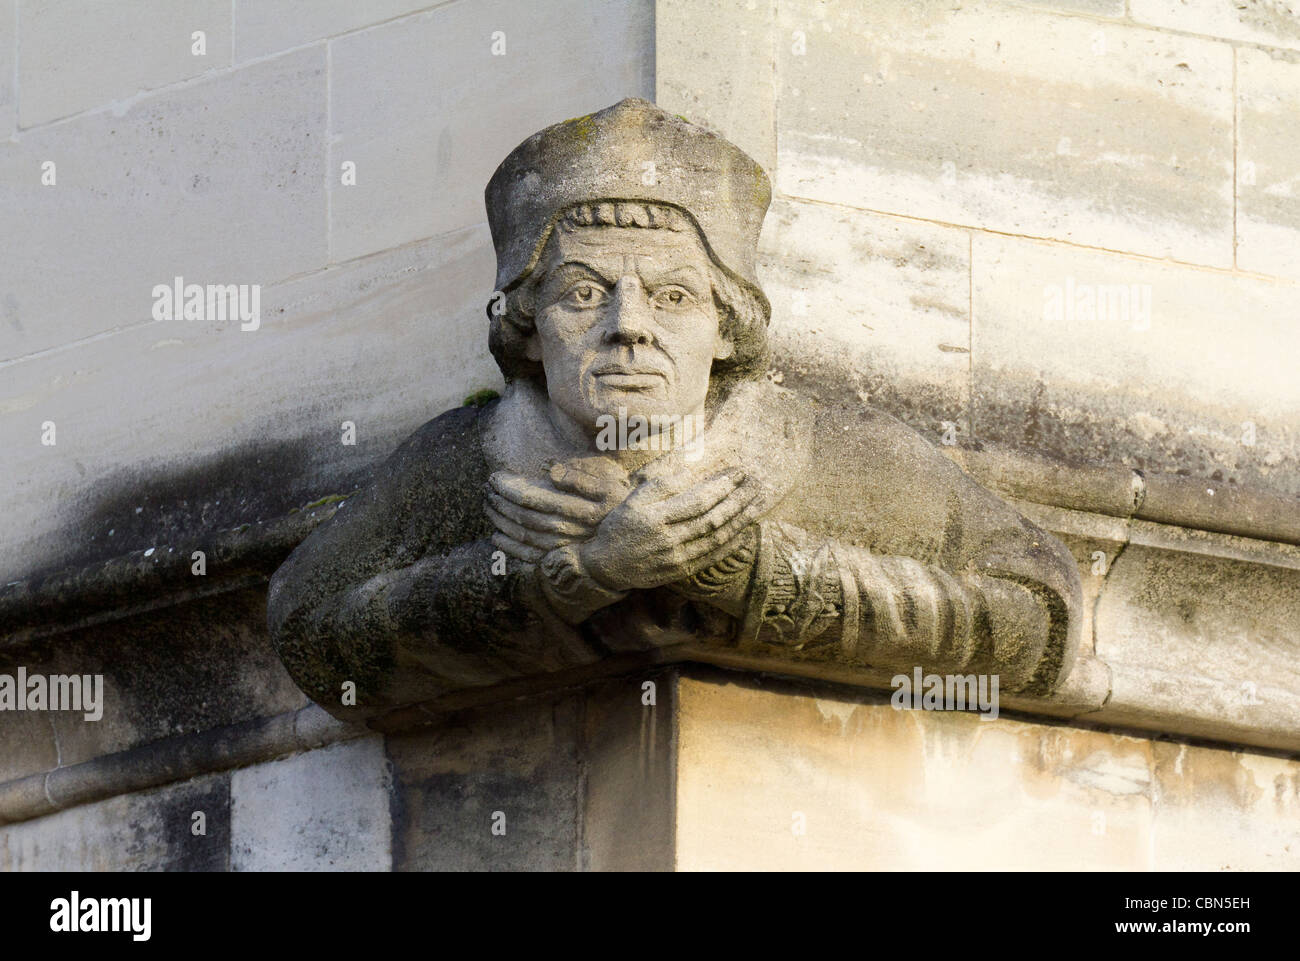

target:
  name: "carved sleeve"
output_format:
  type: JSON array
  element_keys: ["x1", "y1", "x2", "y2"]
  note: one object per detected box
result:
[
  {"x1": 673, "y1": 520, "x2": 1071, "y2": 693},
  {"x1": 267, "y1": 409, "x2": 608, "y2": 716},
  {"x1": 272, "y1": 530, "x2": 612, "y2": 714}
]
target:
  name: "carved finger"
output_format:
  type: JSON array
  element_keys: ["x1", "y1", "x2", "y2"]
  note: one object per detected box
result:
[
  {"x1": 680, "y1": 524, "x2": 757, "y2": 575},
  {"x1": 681, "y1": 493, "x2": 766, "y2": 557},
  {"x1": 681, "y1": 537, "x2": 744, "y2": 576},
  {"x1": 489, "y1": 472, "x2": 607, "y2": 525},
  {"x1": 548, "y1": 463, "x2": 615, "y2": 502},
  {"x1": 491, "y1": 532, "x2": 544, "y2": 564},
  {"x1": 485, "y1": 505, "x2": 571, "y2": 551},
  {"x1": 487, "y1": 492, "x2": 594, "y2": 537},
  {"x1": 673, "y1": 485, "x2": 760, "y2": 541},
  {"x1": 656, "y1": 470, "x2": 745, "y2": 524}
]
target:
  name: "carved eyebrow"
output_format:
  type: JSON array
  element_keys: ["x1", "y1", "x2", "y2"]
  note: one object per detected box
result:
[
  {"x1": 642, "y1": 265, "x2": 707, "y2": 289},
  {"x1": 545, "y1": 261, "x2": 617, "y2": 288}
]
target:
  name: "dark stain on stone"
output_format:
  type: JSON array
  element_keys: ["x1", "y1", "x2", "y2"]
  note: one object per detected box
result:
[
  {"x1": 386, "y1": 694, "x2": 581, "y2": 871},
  {"x1": 769, "y1": 343, "x2": 967, "y2": 444},
  {"x1": 160, "y1": 773, "x2": 232, "y2": 871},
  {"x1": 9, "y1": 428, "x2": 405, "y2": 584},
  {"x1": 973, "y1": 379, "x2": 1300, "y2": 498},
  {"x1": 1, "y1": 586, "x2": 306, "y2": 760}
]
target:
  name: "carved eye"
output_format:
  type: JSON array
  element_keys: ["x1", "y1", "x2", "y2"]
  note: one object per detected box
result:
[
  {"x1": 653, "y1": 287, "x2": 690, "y2": 308},
  {"x1": 564, "y1": 282, "x2": 606, "y2": 307}
]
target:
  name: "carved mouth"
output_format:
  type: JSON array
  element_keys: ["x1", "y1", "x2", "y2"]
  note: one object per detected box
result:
[
  {"x1": 592, "y1": 364, "x2": 668, "y2": 390},
  {"x1": 593, "y1": 364, "x2": 667, "y2": 378}
]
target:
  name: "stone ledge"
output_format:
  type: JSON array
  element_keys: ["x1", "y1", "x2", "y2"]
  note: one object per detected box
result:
[
  {"x1": 0, "y1": 498, "x2": 347, "y2": 647},
  {"x1": 5, "y1": 668, "x2": 1296, "y2": 869},
  {"x1": 4, "y1": 443, "x2": 1296, "y2": 647},
  {"x1": 946, "y1": 445, "x2": 1300, "y2": 547},
  {"x1": 2, "y1": 447, "x2": 1296, "y2": 759},
  {"x1": 0, "y1": 702, "x2": 363, "y2": 828}
]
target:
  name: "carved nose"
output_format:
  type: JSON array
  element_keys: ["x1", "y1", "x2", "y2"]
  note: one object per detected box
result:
[{"x1": 604, "y1": 280, "x2": 654, "y2": 346}]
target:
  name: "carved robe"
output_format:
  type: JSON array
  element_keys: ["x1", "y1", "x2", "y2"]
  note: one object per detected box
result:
[{"x1": 268, "y1": 377, "x2": 1082, "y2": 718}]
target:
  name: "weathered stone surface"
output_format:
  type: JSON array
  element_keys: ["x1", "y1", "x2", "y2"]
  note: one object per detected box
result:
[
  {"x1": 1150, "y1": 741, "x2": 1300, "y2": 871},
  {"x1": 759, "y1": 197, "x2": 972, "y2": 439},
  {"x1": 31, "y1": 588, "x2": 308, "y2": 767},
  {"x1": 0, "y1": 1, "x2": 14, "y2": 136},
  {"x1": 972, "y1": 232, "x2": 1300, "y2": 496},
  {"x1": 948, "y1": 447, "x2": 1147, "y2": 520},
  {"x1": 1013, "y1": 0, "x2": 1126, "y2": 16},
  {"x1": 1089, "y1": 529, "x2": 1300, "y2": 749},
  {"x1": 18, "y1": 0, "x2": 231, "y2": 127},
  {"x1": 580, "y1": 671, "x2": 676, "y2": 871},
  {"x1": 1237, "y1": 46, "x2": 1300, "y2": 280},
  {"x1": 672, "y1": 672, "x2": 1300, "y2": 869},
  {"x1": 674, "y1": 674, "x2": 1155, "y2": 870},
  {"x1": 4, "y1": 668, "x2": 1296, "y2": 871},
  {"x1": 0, "y1": 45, "x2": 327, "y2": 361},
  {"x1": 234, "y1": 0, "x2": 440, "y2": 61},
  {"x1": 0, "y1": 697, "x2": 59, "y2": 784},
  {"x1": 3, "y1": 0, "x2": 1295, "y2": 877},
  {"x1": 1001, "y1": 501, "x2": 1300, "y2": 751},
  {"x1": 0, "y1": 771, "x2": 229, "y2": 871},
  {"x1": 386, "y1": 693, "x2": 581, "y2": 871},
  {"x1": 1013, "y1": 502, "x2": 1134, "y2": 661},
  {"x1": 1, "y1": 226, "x2": 497, "y2": 583},
  {"x1": 230, "y1": 735, "x2": 391, "y2": 870},
  {"x1": 0, "y1": 703, "x2": 365, "y2": 829},
  {"x1": 1131, "y1": 0, "x2": 1300, "y2": 51},
  {"x1": 655, "y1": 0, "x2": 777, "y2": 173},
  {"x1": 328, "y1": 0, "x2": 654, "y2": 263},
  {"x1": 777, "y1": 0, "x2": 1234, "y2": 265}
]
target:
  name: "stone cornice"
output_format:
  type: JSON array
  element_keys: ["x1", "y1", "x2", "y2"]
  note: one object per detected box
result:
[
  {"x1": 5, "y1": 445, "x2": 1297, "y2": 647},
  {"x1": 3, "y1": 450, "x2": 1297, "y2": 757},
  {"x1": 945, "y1": 444, "x2": 1300, "y2": 547}
]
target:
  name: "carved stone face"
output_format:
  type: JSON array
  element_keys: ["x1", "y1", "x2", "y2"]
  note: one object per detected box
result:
[{"x1": 525, "y1": 223, "x2": 734, "y2": 435}]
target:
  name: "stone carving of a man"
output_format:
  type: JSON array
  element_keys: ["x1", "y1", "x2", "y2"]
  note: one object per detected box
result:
[{"x1": 268, "y1": 99, "x2": 1082, "y2": 718}]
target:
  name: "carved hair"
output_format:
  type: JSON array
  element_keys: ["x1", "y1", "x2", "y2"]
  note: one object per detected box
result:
[{"x1": 488, "y1": 201, "x2": 770, "y2": 391}]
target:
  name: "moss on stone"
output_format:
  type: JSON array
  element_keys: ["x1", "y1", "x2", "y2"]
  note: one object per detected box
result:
[
  {"x1": 463, "y1": 388, "x2": 500, "y2": 408},
  {"x1": 302, "y1": 494, "x2": 349, "y2": 510},
  {"x1": 558, "y1": 113, "x2": 596, "y2": 144}
]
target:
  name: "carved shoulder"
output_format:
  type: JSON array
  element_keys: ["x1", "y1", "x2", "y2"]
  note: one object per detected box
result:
[
  {"x1": 789, "y1": 404, "x2": 1079, "y2": 598},
  {"x1": 267, "y1": 403, "x2": 492, "y2": 635}
]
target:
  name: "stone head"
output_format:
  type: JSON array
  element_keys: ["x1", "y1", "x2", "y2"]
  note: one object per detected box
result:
[{"x1": 485, "y1": 99, "x2": 773, "y2": 432}]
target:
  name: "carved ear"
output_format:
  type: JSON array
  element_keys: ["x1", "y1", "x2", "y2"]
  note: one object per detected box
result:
[
  {"x1": 524, "y1": 331, "x2": 544, "y2": 363},
  {"x1": 713, "y1": 329, "x2": 735, "y2": 362}
]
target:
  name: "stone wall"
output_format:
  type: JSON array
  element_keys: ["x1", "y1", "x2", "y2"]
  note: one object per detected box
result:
[
  {"x1": 672, "y1": 672, "x2": 1300, "y2": 871},
  {"x1": 2, "y1": 0, "x2": 1297, "y2": 871},
  {"x1": 1, "y1": 0, "x2": 654, "y2": 581},
  {"x1": 656, "y1": 0, "x2": 1300, "y2": 754},
  {"x1": 6, "y1": 666, "x2": 1296, "y2": 870},
  {"x1": 659, "y1": 0, "x2": 1300, "y2": 495},
  {"x1": 0, "y1": 663, "x2": 677, "y2": 872}
]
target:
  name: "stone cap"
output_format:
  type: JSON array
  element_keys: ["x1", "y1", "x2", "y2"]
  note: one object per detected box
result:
[{"x1": 484, "y1": 98, "x2": 772, "y2": 310}]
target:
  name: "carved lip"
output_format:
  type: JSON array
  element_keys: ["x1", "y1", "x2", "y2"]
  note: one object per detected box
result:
[
  {"x1": 592, "y1": 361, "x2": 665, "y2": 377},
  {"x1": 592, "y1": 364, "x2": 668, "y2": 384}
]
